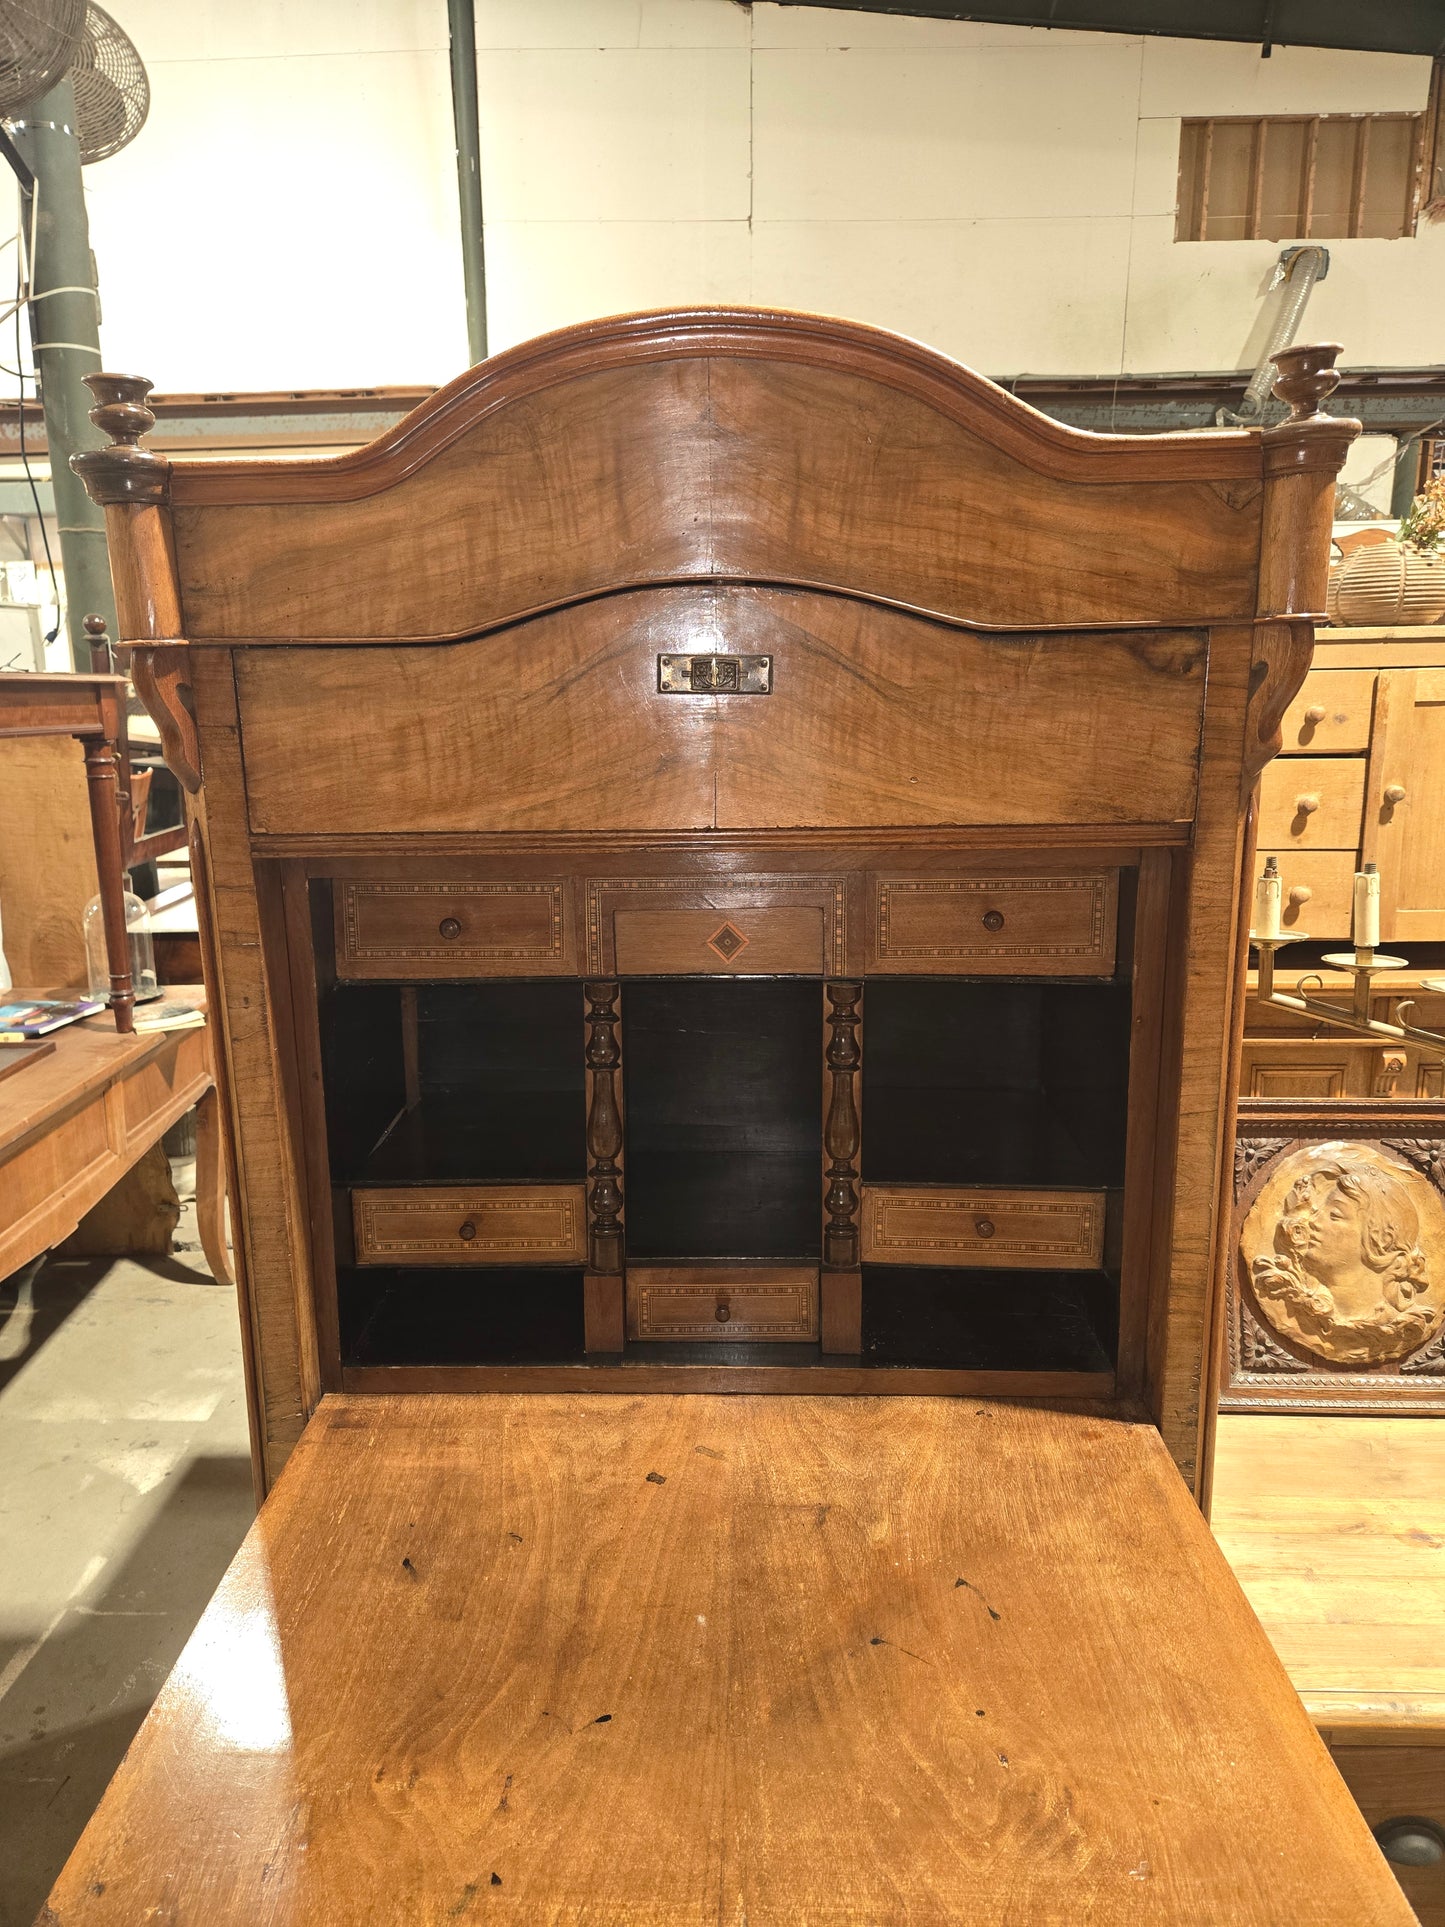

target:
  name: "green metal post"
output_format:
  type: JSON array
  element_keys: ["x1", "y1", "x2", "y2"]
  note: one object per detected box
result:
[
  {"x1": 9, "y1": 77, "x2": 116, "y2": 668},
  {"x1": 448, "y1": 0, "x2": 488, "y2": 366}
]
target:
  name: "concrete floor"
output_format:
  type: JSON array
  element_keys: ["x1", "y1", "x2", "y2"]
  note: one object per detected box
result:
[{"x1": 0, "y1": 1161, "x2": 254, "y2": 1927}]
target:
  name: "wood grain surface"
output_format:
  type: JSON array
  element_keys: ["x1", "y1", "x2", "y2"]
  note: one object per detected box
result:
[
  {"x1": 233, "y1": 590, "x2": 1206, "y2": 837},
  {"x1": 1212, "y1": 1412, "x2": 1445, "y2": 1735},
  {"x1": 42, "y1": 1394, "x2": 1409, "y2": 1925},
  {"x1": 167, "y1": 313, "x2": 1263, "y2": 641}
]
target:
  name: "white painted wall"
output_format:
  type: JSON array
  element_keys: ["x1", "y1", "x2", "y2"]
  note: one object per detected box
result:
[{"x1": 24, "y1": 2, "x2": 1445, "y2": 391}]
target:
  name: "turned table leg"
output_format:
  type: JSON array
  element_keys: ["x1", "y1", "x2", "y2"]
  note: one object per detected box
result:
[{"x1": 81, "y1": 731, "x2": 135, "y2": 1033}]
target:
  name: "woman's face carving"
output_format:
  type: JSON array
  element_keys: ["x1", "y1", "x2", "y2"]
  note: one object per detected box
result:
[{"x1": 1241, "y1": 1143, "x2": 1443, "y2": 1366}]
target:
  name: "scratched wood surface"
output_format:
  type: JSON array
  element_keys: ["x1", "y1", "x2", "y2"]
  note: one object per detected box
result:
[{"x1": 42, "y1": 1394, "x2": 1409, "y2": 1926}]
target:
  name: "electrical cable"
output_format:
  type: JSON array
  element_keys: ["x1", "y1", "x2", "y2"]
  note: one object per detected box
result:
[{"x1": 13, "y1": 198, "x2": 61, "y2": 645}]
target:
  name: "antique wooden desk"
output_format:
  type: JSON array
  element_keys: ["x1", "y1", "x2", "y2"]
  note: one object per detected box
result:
[
  {"x1": 45, "y1": 312, "x2": 1415, "y2": 1919},
  {"x1": 0, "y1": 986, "x2": 232, "y2": 1294}
]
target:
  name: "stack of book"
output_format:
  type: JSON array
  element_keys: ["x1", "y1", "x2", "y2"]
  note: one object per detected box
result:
[{"x1": 0, "y1": 998, "x2": 105, "y2": 1044}]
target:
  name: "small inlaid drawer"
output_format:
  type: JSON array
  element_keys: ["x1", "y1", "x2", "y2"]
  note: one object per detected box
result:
[
  {"x1": 868, "y1": 872, "x2": 1117, "y2": 975},
  {"x1": 352, "y1": 1185, "x2": 586, "y2": 1265},
  {"x1": 1256, "y1": 758, "x2": 1365, "y2": 850},
  {"x1": 860, "y1": 1186, "x2": 1106, "y2": 1269},
  {"x1": 335, "y1": 880, "x2": 574, "y2": 979},
  {"x1": 625, "y1": 1265, "x2": 819, "y2": 1341}
]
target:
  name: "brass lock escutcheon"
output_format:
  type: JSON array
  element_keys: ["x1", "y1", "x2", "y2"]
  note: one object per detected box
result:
[{"x1": 657, "y1": 653, "x2": 772, "y2": 695}]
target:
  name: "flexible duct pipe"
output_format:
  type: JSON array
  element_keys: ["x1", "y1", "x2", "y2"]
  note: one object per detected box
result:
[{"x1": 1217, "y1": 244, "x2": 1330, "y2": 426}]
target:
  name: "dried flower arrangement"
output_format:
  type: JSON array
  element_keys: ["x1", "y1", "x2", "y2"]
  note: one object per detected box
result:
[{"x1": 1397, "y1": 474, "x2": 1445, "y2": 556}]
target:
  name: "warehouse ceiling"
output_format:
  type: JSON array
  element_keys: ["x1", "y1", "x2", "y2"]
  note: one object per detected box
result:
[{"x1": 774, "y1": 3, "x2": 1445, "y2": 58}]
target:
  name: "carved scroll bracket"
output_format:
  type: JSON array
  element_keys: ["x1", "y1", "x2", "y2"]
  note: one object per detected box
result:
[
  {"x1": 127, "y1": 642, "x2": 202, "y2": 794},
  {"x1": 1242, "y1": 617, "x2": 1316, "y2": 803}
]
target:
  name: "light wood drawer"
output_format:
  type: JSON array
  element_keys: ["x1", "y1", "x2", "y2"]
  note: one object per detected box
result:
[
  {"x1": 867, "y1": 872, "x2": 1117, "y2": 976},
  {"x1": 1331, "y1": 1746, "x2": 1445, "y2": 1927},
  {"x1": 1279, "y1": 669, "x2": 1376, "y2": 753},
  {"x1": 335, "y1": 880, "x2": 574, "y2": 979},
  {"x1": 626, "y1": 1265, "x2": 819, "y2": 1340},
  {"x1": 860, "y1": 1186, "x2": 1106, "y2": 1269},
  {"x1": 352, "y1": 1185, "x2": 586, "y2": 1265},
  {"x1": 1257, "y1": 848, "x2": 1359, "y2": 939},
  {"x1": 1256, "y1": 758, "x2": 1365, "y2": 850}
]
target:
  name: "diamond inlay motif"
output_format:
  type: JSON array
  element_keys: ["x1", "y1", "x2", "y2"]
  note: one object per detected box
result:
[{"x1": 707, "y1": 921, "x2": 749, "y2": 962}]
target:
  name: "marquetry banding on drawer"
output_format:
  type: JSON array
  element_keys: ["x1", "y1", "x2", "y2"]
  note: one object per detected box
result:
[
  {"x1": 860, "y1": 1187, "x2": 1106, "y2": 1269},
  {"x1": 870, "y1": 873, "x2": 1117, "y2": 975},
  {"x1": 625, "y1": 1265, "x2": 819, "y2": 1341},
  {"x1": 335, "y1": 880, "x2": 573, "y2": 978},
  {"x1": 352, "y1": 1185, "x2": 587, "y2": 1265}
]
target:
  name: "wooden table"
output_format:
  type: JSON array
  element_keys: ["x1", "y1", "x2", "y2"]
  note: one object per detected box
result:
[
  {"x1": 42, "y1": 1395, "x2": 1410, "y2": 1924},
  {"x1": 1213, "y1": 1412, "x2": 1445, "y2": 1926},
  {"x1": 0, "y1": 986, "x2": 231, "y2": 1288}
]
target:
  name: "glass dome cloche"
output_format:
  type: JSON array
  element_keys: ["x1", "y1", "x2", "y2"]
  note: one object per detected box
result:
[{"x1": 83, "y1": 883, "x2": 159, "y2": 1006}]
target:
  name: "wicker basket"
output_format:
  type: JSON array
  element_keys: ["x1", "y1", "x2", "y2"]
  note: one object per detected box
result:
[{"x1": 1327, "y1": 537, "x2": 1445, "y2": 625}]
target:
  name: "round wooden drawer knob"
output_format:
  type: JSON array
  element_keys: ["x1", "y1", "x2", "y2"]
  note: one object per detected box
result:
[
  {"x1": 1385, "y1": 782, "x2": 1408, "y2": 804},
  {"x1": 1375, "y1": 1819, "x2": 1444, "y2": 1868},
  {"x1": 981, "y1": 910, "x2": 1006, "y2": 932},
  {"x1": 974, "y1": 1217, "x2": 996, "y2": 1239},
  {"x1": 1288, "y1": 885, "x2": 1312, "y2": 906},
  {"x1": 438, "y1": 916, "x2": 463, "y2": 940},
  {"x1": 458, "y1": 1220, "x2": 477, "y2": 1242},
  {"x1": 1295, "y1": 794, "x2": 1320, "y2": 816},
  {"x1": 715, "y1": 1299, "x2": 731, "y2": 1323},
  {"x1": 1304, "y1": 704, "x2": 1328, "y2": 724}
]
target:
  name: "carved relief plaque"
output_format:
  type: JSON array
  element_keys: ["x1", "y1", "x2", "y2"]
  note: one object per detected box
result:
[{"x1": 1239, "y1": 1141, "x2": 1445, "y2": 1367}]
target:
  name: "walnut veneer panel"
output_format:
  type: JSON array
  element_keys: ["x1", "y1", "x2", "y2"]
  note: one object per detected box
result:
[
  {"x1": 861, "y1": 1186, "x2": 1107, "y2": 1269},
  {"x1": 335, "y1": 879, "x2": 574, "y2": 979},
  {"x1": 43, "y1": 1394, "x2": 1410, "y2": 1924},
  {"x1": 171, "y1": 330, "x2": 1261, "y2": 641},
  {"x1": 625, "y1": 1265, "x2": 819, "y2": 1340},
  {"x1": 869, "y1": 870, "x2": 1118, "y2": 974},
  {"x1": 234, "y1": 590, "x2": 1207, "y2": 836},
  {"x1": 352, "y1": 1186, "x2": 587, "y2": 1266}
]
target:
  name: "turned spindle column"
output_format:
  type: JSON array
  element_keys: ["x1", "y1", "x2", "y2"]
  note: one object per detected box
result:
[
  {"x1": 821, "y1": 979, "x2": 863, "y2": 1353},
  {"x1": 72, "y1": 373, "x2": 202, "y2": 793},
  {"x1": 583, "y1": 980, "x2": 625, "y2": 1351},
  {"x1": 82, "y1": 732, "x2": 135, "y2": 1033}
]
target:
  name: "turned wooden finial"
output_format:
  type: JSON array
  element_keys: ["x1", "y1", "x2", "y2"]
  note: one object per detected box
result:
[
  {"x1": 71, "y1": 372, "x2": 170, "y2": 505},
  {"x1": 1269, "y1": 343, "x2": 1343, "y2": 423},
  {"x1": 83, "y1": 611, "x2": 113, "y2": 673}
]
